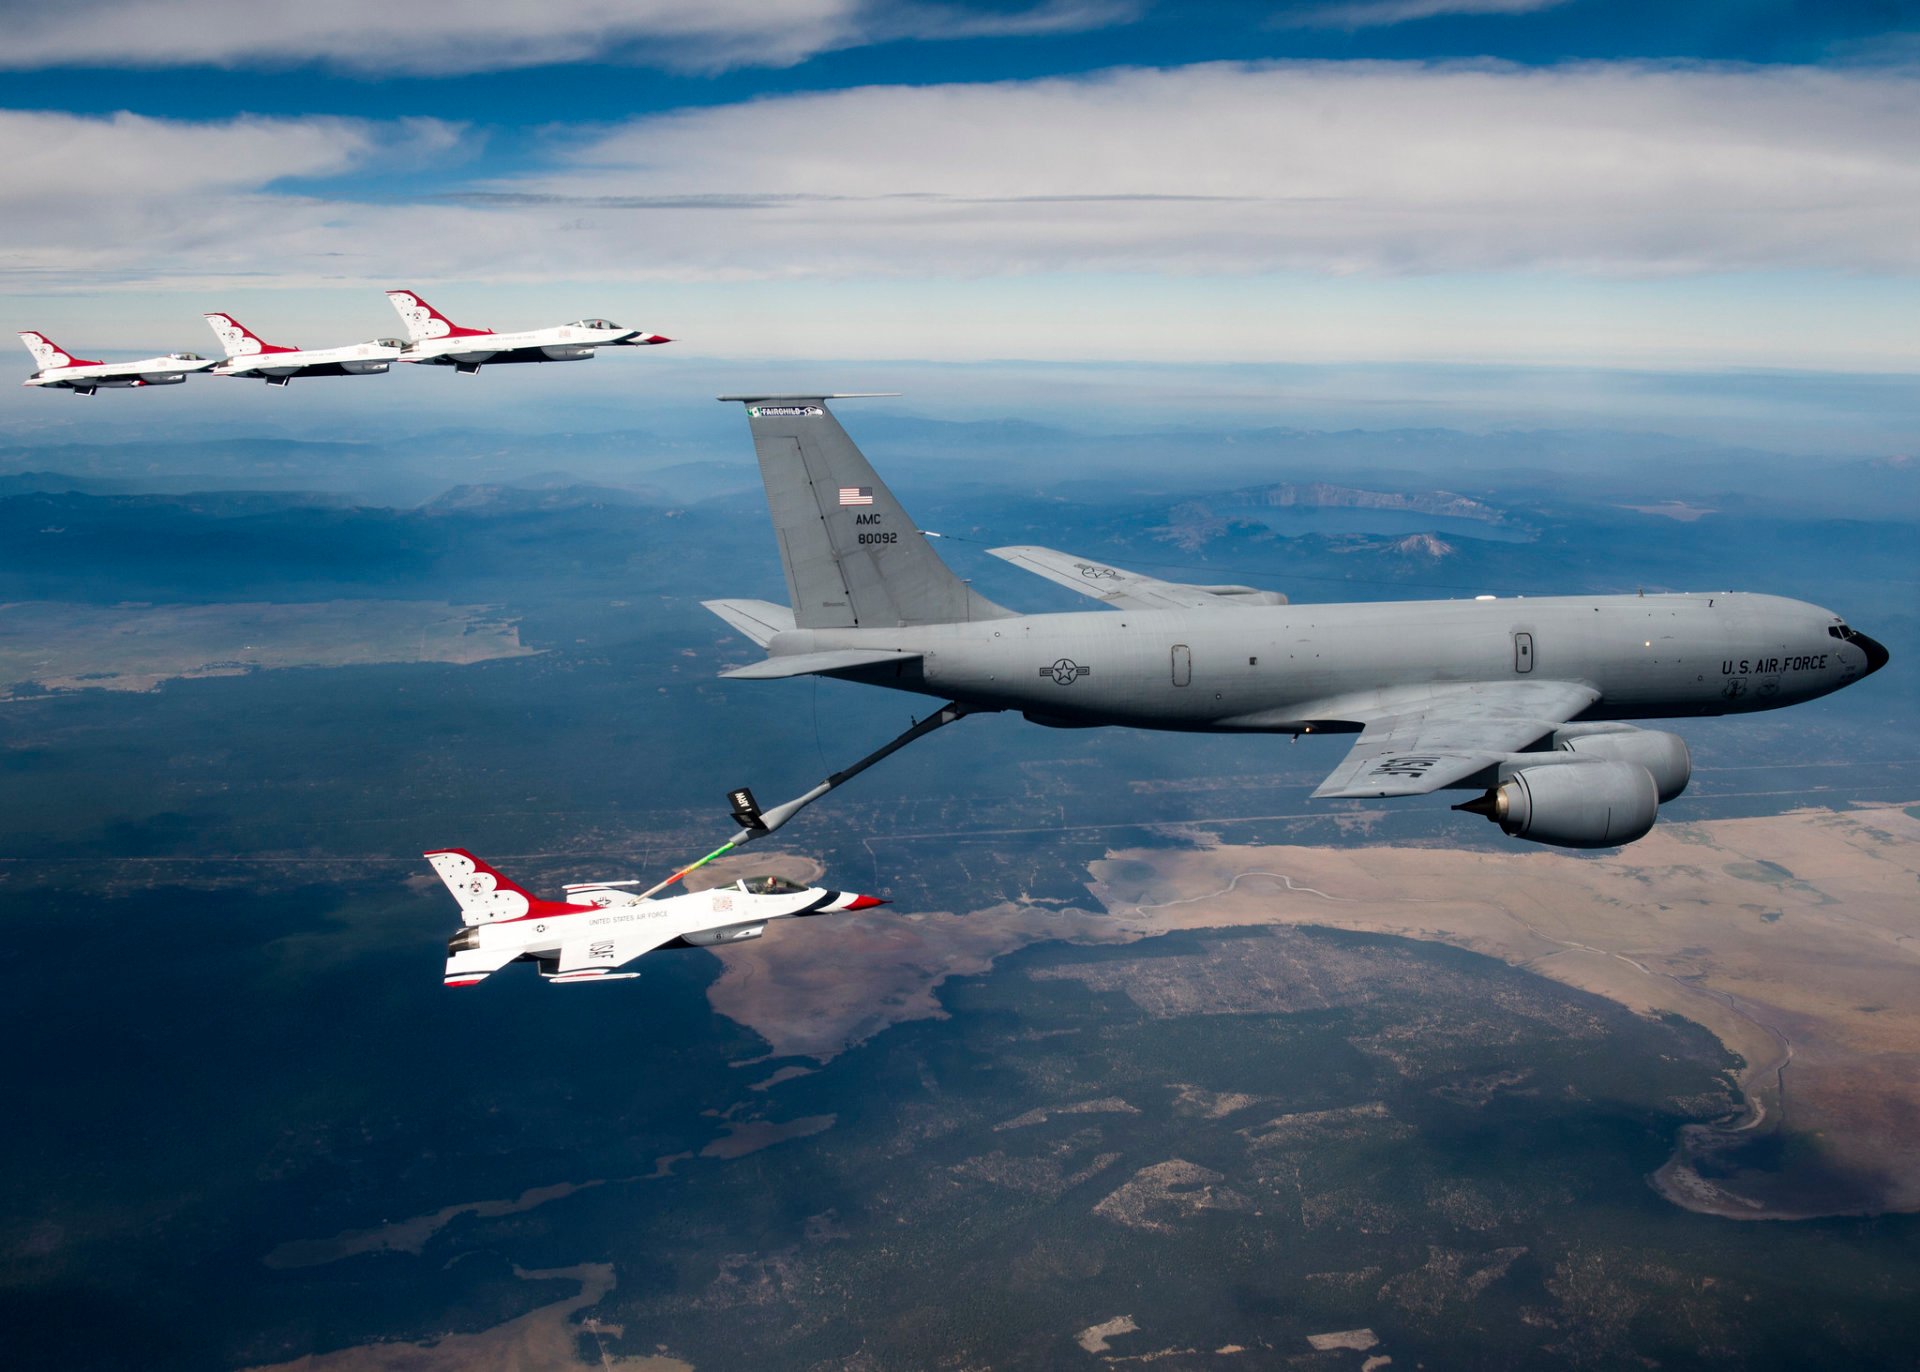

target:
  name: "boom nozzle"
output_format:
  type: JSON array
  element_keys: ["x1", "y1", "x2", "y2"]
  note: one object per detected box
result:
[
  {"x1": 733, "y1": 782, "x2": 832, "y2": 844},
  {"x1": 724, "y1": 702, "x2": 975, "y2": 847},
  {"x1": 728, "y1": 786, "x2": 765, "y2": 832}
]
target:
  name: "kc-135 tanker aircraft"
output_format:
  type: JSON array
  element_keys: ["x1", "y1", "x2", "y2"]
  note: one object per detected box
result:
[
  {"x1": 704, "y1": 396, "x2": 1889, "y2": 851},
  {"x1": 426, "y1": 848, "x2": 884, "y2": 986}
]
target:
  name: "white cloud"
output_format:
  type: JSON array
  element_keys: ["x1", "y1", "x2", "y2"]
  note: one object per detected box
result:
[
  {"x1": 1280, "y1": 0, "x2": 1572, "y2": 31},
  {"x1": 491, "y1": 60, "x2": 1920, "y2": 278},
  {"x1": 4, "y1": 63, "x2": 1919, "y2": 371},
  {"x1": 0, "y1": 0, "x2": 1137, "y2": 76},
  {"x1": 3, "y1": 110, "x2": 459, "y2": 201},
  {"x1": 0, "y1": 111, "x2": 465, "y2": 289}
]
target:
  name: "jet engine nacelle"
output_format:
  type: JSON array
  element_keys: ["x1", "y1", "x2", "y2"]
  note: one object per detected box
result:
[
  {"x1": 1457, "y1": 759, "x2": 1659, "y2": 849},
  {"x1": 1551, "y1": 726, "x2": 1691, "y2": 802},
  {"x1": 679, "y1": 922, "x2": 766, "y2": 947}
]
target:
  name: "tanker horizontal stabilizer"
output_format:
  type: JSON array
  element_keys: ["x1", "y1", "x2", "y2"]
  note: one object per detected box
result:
[
  {"x1": 989, "y1": 545, "x2": 1286, "y2": 610},
  {"x1": 719, "y1": 648, "x2": 923, "y2": 680},
  {"x1": 702, "y1": 598, "x2": 796, "y2": 648}
]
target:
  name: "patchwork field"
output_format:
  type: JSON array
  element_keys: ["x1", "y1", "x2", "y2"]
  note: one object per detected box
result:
[
  {"x1": 697, "y1": 804, "x2": 1920, "y2": 1219},
  {"x1": 0, "y1": 600, "x2": 536, "y2": 697}
]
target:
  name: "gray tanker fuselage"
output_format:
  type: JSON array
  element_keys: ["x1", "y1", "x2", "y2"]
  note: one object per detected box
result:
[
  {"x1": 766, "y1": 592, "x2": 1864, "y2": 732},
  {"x1": 706, "y1": 394, "x2": 1888, "y2": 848}
]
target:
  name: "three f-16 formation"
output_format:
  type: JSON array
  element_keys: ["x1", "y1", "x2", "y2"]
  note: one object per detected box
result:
[{"x1": 18, "y1": 289, "x2": 669, "y2": 394}]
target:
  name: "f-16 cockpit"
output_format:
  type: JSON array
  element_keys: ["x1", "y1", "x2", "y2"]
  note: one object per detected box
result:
[{"x1": 738, "y1": 875, "x2": 808, "y2": 895}]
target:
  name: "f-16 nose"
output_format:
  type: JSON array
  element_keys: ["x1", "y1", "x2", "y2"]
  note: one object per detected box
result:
[
  {"x1": 843, "y1": 894, "x2": 888, "y2": 911},
  {"x1": 1853, "y1": 630, "x2": 1891, "y2": 677}
]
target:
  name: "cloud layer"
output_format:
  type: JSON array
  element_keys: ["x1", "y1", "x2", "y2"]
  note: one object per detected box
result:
[
  {"x1": 1282, "y1": 0, "x2": 1572, "y2": 32},
  {"x1": 11, "y1": 61, "x2": 1915, "y2": 291},
  {"x1": 4, "y1": 62, "x2": 1918, "y2": 372},
  {"x1": 519, "y1": 60, "x2": 1920, "y2": 278},
  {"x1": 0, "y1": 0, "x2": 1135, "y2": 75},
  {"x1": 0, "y1": 111, "x2": 464, "y2": 288}
]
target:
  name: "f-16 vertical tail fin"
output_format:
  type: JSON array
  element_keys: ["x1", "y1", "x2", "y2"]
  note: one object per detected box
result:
[
  {"x1": 719, "y1": 395, "x2": 1013, "y2": 629},
  {"x1": 203, "y1": 313, "x2": 296, "y2": 358},
  {"x1": 423, "y1": 849, "x2": 594, "y2": 928},
  {"x1": 385, "y1": 289, "x2": 491, "y2": 342},
  {"x1": 18, "y1": 331, "x2": 98, "y2": 370}
]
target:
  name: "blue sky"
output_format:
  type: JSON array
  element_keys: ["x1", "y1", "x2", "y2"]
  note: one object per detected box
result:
[{"x1": 4, "y1": 0, "x2": 1917, "y2": 448}]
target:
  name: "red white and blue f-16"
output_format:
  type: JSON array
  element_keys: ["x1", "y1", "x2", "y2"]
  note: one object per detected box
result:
[
  {"x1": 17, "y1": 330, "x2": 215, "y2": 394},
  {"x1": 427, "y1": 849, "x2": 885, "y2": 986},
  {"x1": 386, "y1": 289, "x2": 670, "y2": 375},
  {"x1": 203, "y1": 312, "x2": 403, "y2": 386}
]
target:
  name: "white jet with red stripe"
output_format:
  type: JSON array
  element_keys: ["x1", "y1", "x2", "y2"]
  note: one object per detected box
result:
[
  {"x1": 385, "y1": 289, "x2": 670, "y2": 376},
  {"x1": 17, "y1": 330, "x2": 215, "y2": 395},
  {"x1": 203, "y1": 313, "x2": 403, "y2": 386},
  {"x1": 426, "y1": 848, "x2": 885, "y2": 986}
]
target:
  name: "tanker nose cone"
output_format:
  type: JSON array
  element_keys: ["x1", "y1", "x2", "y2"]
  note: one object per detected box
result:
[
  {"x1": 1853, "y1": 630, "x2": 1890, "y2": 677},
  {"x1": 843, "y1": 894, "x2": 888, "y2": 911}
]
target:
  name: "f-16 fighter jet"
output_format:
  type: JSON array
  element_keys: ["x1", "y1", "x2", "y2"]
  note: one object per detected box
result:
[
  {"x1": 203, "y1": 313, "x2": 403, "y2": 386},
  {"x1": 385, "y1": 289, "x2": 670, "y2": 375},
  {"x1": 704, "y1": 395, "x2": 1890, "y2": 851},
  {"x1": 18, "y1": 330, "x2": 214, "y2": 395},
  {"x1": 426, "y1": 848, "x2": 885, "y2": 986}
]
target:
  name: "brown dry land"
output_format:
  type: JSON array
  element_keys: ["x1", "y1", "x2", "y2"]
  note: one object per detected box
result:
[
  {"x1": 0, "y1": 599, "x2": 535, "y2": 697},
  {"x1": 240, "y1": 1263, "x2": 691, "y2": 1371},
  {"x1": 698, "y1": 804, "x2": 1920, "y2": 1220}
]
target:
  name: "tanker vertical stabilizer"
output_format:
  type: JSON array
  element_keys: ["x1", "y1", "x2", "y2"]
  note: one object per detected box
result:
[{"x1": 719, "y1": 395, "x2": 1013, "y2": 630}]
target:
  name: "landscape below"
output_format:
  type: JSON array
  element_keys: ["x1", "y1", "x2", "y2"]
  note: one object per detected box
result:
[{"x1": 1, "y1": 422, "x2": 1915, "y2": 1369}]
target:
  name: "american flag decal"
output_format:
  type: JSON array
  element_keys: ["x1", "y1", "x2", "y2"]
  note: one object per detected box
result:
[{"x1": 838, "y1": 487, "x2": 874, "y2": 505}]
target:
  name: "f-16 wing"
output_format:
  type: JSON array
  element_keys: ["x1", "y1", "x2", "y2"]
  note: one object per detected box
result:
[
  {"x1": 988, "y1": 545, "x2": 1286, "y2": 611},
  {"x1": 544, "y1": 930, "x2": 673, "y2": 983},
  {"x1": 1310, "y1": 679, "x2": 1601, "y2": 799},
  {"x1": 445, "y1": 927, "x2": 675, "y2": 987}
]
